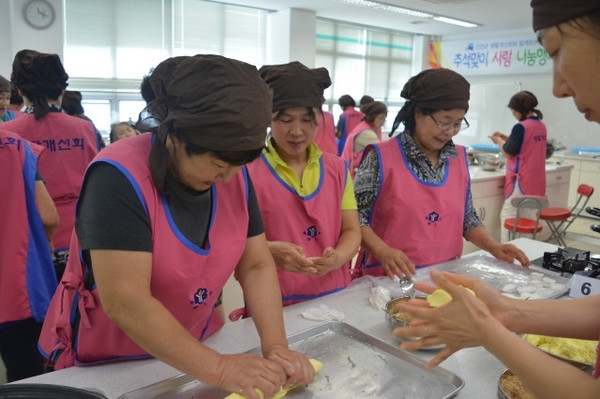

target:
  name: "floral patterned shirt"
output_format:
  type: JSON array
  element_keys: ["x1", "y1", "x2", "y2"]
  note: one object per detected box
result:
[{"x1": 354, "y1": 132, "x2": 483, "y2": 238}]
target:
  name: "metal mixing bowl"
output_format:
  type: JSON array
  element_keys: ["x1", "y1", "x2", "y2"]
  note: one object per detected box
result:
[
  {"x1": 384, "y1": 296, "x2": 445, "y2": 350},
  {"x1": 477, "y1": 153, "x2": 504, "y2": 171},
  {"x1": 384, "y1": 296, "x2": 413, "y2": 332}
]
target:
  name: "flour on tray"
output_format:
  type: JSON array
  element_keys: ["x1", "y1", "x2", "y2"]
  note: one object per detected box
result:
[{"x1": 301, "y1": 305, "x2": 345, "y2": 321}]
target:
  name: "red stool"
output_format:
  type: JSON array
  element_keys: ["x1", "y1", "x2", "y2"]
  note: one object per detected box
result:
[
  {"x1": 504, "y1": 195, "x2": 548, "y2": 241},
  {"x1": 539, "y1": 184, "x2": 595, "y2": 246}
]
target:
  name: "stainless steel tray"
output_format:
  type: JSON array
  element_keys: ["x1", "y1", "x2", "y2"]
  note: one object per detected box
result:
[
  {"x1": 117, "y1": 321, "x2": 464, "y2": 398},
  {"x1": 417, "y1": 255, "x2": 572, "y2": 299}
]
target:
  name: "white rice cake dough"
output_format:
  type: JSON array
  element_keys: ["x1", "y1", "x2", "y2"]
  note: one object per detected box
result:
[
  {"x1": 502, "y1": 283, "x2": 517, "y2": 293},
  {"x1": 529, "y1": 272, "x2": 544, "y2": 280},
  {"x1": 497, "y1": 270, "x2": 565, "y2": 300}
]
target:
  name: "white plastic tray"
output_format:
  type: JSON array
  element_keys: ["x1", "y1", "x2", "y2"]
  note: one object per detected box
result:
[{"x1": 416, "y1": 255, "x2": 572, "y2": 299}]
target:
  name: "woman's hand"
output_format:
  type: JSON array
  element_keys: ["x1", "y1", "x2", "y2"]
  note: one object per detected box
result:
[
  {"x1": 268, "y1": 241, "x2": 316, "y2": 274},
  {"x1": 489, "y1": 131, "x2": 508, "y2": 145},
  {"x1": 488, "y1": 243, "x2": 530, "y2": 267},
  {"x1": 215, "y1": 353, "x2": 287, "y2": 399},
  {"x1": 393, "y1": 269, "x2": 513, "y2": 367},
  {"x1": 307, "y1": 247, "x2": 342, "y2": 275},
  {"x1": 376, "y1": 245, "x2": 416, "y2": 279},
  {"x1": 264, "y1": 346, "x2": 315, "y2": 390}
]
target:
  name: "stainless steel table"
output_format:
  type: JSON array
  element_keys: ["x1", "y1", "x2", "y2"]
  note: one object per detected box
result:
[{"x1": 14, "y1": 238, "x2": 563, "y2": 398}]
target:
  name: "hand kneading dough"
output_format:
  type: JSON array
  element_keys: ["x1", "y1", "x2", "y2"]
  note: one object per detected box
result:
[
  {"x1": 427, "y1": 287, "x2": 475, "y2": 307},
  {"x1": 225, "y1": 358, "x2": 323, "y2": 399}
]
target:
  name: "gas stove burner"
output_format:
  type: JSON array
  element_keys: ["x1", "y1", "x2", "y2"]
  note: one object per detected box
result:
[{"x1": 541, "y1": 247, "x2": 600, "y2": 275}]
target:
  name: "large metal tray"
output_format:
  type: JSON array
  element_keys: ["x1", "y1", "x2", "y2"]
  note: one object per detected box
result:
[
  {"x1": 417, "y1": 255, "x2": 572, "y2": 299},
  {"x1": 117, "y1": 321, "x2": 464, "y2": 398}
]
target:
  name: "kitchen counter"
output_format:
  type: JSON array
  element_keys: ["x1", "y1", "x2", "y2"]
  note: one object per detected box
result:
[
  {"x1": 549, "y1": 153, "x2": 600, "y2": 209},
  {"x1": 560, "y1": 151, "x2": 600, "y2": 162},
  {"x1": 13, "y1": 238, "x2": 568, "y2": 398},
  {"x1": 468, "y1": 161, "x2": 573, "y2": 182}
]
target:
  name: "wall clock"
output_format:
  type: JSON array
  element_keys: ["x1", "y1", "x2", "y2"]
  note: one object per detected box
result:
[{"x1": 23, "y1": 0, "x2": 55, "y2": 30}]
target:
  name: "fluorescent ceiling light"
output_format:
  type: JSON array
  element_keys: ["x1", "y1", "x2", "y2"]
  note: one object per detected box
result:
[
  {"x1": 335, "y1": 0, "x2": 479, "y2": 28},
  {"x1": 336, "y1": 0, "x2": 432, "y2": 18},
  {"x1": 433, "y1": 16, "x2": 478, "y2": 28}
]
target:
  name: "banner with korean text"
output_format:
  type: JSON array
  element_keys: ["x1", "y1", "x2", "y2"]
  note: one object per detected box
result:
[{"x1": 429, "y1": 35, "x2": 551, "y2": 75}]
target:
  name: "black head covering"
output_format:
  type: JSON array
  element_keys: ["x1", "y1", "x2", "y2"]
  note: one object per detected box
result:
[
  {"x1": 359, "y1": 95, "x2": 374, "y2": 112},
  {"x1": 531, "y1": 0, "x2": 600, "y2": 31},
  {"x1": 508, "y1": 91, "x2": 537, "y2": 114},
  {"x1": 338, "y1": 94, "x2": 356, "y2": 108},
  {"x1": 61, "y1": 90, "x2": 84, "y2": 115},
  {"x1": 11, "y1": 49, "x2": 69, "y2": 119},
  {"x1": 259, "y1": 61, "x2": 331, "y2": 111},
  {"x1": 0, "y1": 75, "x2": 10, "y2": 93},
  {"x1": 508, "y1": 90, "x2": 543, "y2": 120},
  {"x1": 391, "y1": 68, "x2": 470, "y2": 135}
]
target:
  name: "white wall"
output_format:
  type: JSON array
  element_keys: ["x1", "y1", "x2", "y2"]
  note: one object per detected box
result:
[
  {"x1": 444, "y1": 28, "x2": 600, "y2": 149},
  {"x1": 267, "y1": 8, "x2": 317, "y2": 67},
  {"x1": 456, "y1": 73, "x2": 600, "y2": 149},
  {"x1": 0, "y1": 0, "x2": 65, "y2": 78}
]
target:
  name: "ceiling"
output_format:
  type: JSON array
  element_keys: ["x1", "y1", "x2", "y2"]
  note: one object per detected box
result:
[{"x1": 219, "y1": 0, "x2": 534, "y2": 36}]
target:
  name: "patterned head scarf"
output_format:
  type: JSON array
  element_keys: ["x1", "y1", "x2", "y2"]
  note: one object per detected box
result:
[
  {"x1": 531, "y1": 0, "x2": 600, "y2": 31},
  {"x1": 391, "y1": 68, "x2": 470, "y2": 135},
  {"x1": 259, "y1": 61, "x2": 331, "y2": 111}
]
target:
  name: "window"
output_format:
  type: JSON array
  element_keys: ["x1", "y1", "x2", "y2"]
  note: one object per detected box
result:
[
  {"x1": 316, "y1": 19, "x2": 413, "y2": 132},
  {"x1": 64, "y1": 2, "x2": 413, "y2": 137},
  {"x1": 64, "y1": 0, "x2": 268, "y2": 137}
]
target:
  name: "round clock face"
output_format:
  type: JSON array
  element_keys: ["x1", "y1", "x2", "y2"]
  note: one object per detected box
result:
[{"x1": 23, "y1": 0, "x2": 55, "y2": 29}]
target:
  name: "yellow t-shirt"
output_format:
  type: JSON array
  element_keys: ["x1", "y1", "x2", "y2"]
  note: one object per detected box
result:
[{"x1": 261, "y1": 139, "x2": 357, "y2": 210}]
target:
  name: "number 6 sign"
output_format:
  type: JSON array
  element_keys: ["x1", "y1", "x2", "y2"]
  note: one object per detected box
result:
[{"x1": 569, "y1": 274, "x2": 600, "y2": 298}]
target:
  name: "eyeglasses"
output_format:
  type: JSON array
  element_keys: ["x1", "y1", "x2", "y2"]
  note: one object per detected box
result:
[{"x1": 429, "y1": 114, "x2": 470, "y2": 132}]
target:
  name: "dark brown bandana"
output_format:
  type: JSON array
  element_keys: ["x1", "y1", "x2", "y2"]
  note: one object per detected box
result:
[
  {"x1": 400, "y1": 68, "x2": 470, "y2": 111},
  {"x1": 508, "y1": 91, "x2": 538, "y2": 114},
  {"x1": 146, "y1": 54, "x2": 271, "y2": 152},
  {"x1": 259, "y1": 61, "x2": 331, "y2": 111},
  {"x1": 391, "y1": 68, "x2": 470, "y2": 134},
  {"x1": 531, "y1": 0, "x2": 600, "y2": 31},
  {"x1": 11, "y1": 49, "x2": 68, "y2": 94}
]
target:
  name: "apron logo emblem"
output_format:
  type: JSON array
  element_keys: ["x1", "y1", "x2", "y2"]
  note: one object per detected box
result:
[
  {"x1": 190, "y1": 287, "x2": 211, "y2": 308},
  {"x1": 303, "y1": 225, "x2": 320, "y2": 241},
  {"x1": 426, "y1": 211, "x2": 442, "y2": 226}
]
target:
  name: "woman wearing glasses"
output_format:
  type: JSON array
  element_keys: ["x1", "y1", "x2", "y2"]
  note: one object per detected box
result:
[{"x1": 353, "y1": 68, "x2": 529, "y2": 279}]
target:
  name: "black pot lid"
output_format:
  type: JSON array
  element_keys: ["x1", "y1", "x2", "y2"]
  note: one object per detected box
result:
[{"x1": 0, "y1": 384, "x2": 106, "y2": 398}]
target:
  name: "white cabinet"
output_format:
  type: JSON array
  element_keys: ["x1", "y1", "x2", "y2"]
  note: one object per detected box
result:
[
  {"x1": 471, "y1": 178, "x2": 505, "y2": 241},
  {"x1": 546, "y1": 168, "x2": 571, "y2": 207},
  {"x1": 557, "y1": 157, "x2": 600, "y2": 209},
  {"x1": 578, "y1": 160, "x2": 600, "y2": 209},
  {"x1": 463, "y1": 177, "x2": 505, "y2": 254}
]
